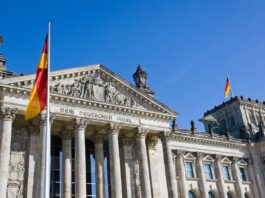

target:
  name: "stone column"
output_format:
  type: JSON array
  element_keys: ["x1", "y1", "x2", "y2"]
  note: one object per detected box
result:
[
  {"x1": 161, "y1": 131, "x2": 178, "y2": 198},
  {"x1": 38, "y1": 113, "x2": 55, "y2": 198},
  {"x1": 0, "y1": 107, "x2": 17, "y2": 198},
  {"x1": 94, "y1": 135, "x2": 105, "y2": 198},
  {"x1": 62, "y1": 129, "x2": 72, "y2": 198},
  {"x1": 197, "y1": 152, "x2": 207, "y2": 198},
  {"x1": 231, "y1": 157, "x2": 244, "y2": 198},
  {"x1": 176, "y1": 150, "x2": 188, "y2": 198},
  {"x1": 25, "y1": 124, "x2": 39, "y2": 198},
  {"x1": 75, "y1": 118, "x2": 88, "y2": 198},
  {"x1": 120, "y1": 137, "x2": 136, "y2": 198},
  {"x1": 108, "y1": 123, "x2": 122, "y2": 198},
  {"x1": 215, "y1": 155, "x2": 226, "y2": 198},
  {"x1": 136, "y1": 127, "x2": 152, "y2": 198}
]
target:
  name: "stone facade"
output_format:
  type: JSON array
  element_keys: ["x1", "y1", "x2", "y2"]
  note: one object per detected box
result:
[{"x1": 0, "y1": 62, "x2": 264, "y2": 198}]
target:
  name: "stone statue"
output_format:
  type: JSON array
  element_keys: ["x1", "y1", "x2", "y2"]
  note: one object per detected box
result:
[
  {"x1": 191, "y1": 120, "x2": 196, "y2": 132},
  {"x1": 133, "y1": 65, "x2": 148, "y2": 88},
  {"x1": 133, "y1": 65, "x2": 154, "y2": 96}
]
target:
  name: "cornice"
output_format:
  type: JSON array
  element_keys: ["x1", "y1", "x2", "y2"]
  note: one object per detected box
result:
[
  {"x1": 171, "y1": 131, "x2": 246, "y2": 148},
  {"x1": 0, "y1": 83, "x2": 174, "y2": 120}
]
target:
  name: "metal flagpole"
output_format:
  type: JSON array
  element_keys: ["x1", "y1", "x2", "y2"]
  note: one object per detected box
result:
[
  {"x1": 227, "y1": 74, "x2": 234, "y2": 98},
  {"x1": 44, "y1": 22, "x2": 51, "y2": 198}
]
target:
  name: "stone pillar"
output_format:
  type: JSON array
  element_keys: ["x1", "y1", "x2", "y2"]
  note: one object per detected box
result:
[
  {"x1": 94, "y1": 135, "x2": 105, "y2": 198},
  {"x1": 62, "y1": 129, "x2": 72, "y2": 198},
  {"x1": 161, "y1": 131, "x2": 178, "y2": 198},
  {"x1": 75, "y1": 118, "x2": 88, "y2": 198},
  {"x1": 136, "y1": 127, "x2": 152, "y2": 198},
  {"x1": 38, "y1": 113, "x2": 55, "y2": 198},
  {"x1": 25, "y1": 124, "x2": 39, "y2": 198},
  {"x1": 197, "y1": 152, "x2": 207, "y2": 198},
  {"x1": 176, "y1": 150, "x2": 188, "y2": 198},
  {"x1": 108, "y1": 123, "x2": 122, "y2": 198},
  {"x1": 231, "y1": 157, "x2": 244, "y2": 198},
  {"x1": 0, "y1": 107, "x2": 17, "y2": 198},
  {"x1": 215, "y1": 155, "x2": 226, "y2": 198},
  {"x1": 120, "y1": 137, "x2": 136, "y2": 198}
]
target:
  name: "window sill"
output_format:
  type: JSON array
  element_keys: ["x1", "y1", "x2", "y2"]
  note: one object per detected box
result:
[
  {"x1": 242, "y1": 181, "x2": 251, "y2": 184},
  {"x1": 224, "y1": 180, "x2": 236, "y2": 183},
  {"x1": 186, "y1": 177, "x2": 199, "y2": 181},
  {"x1": 206, "y1": 179, "x2": 218, "y2": 182}
]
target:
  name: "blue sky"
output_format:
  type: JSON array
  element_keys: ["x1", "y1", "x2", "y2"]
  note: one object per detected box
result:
[{"x1": 1, "y1": 1, "x2": 265, "y2": 130}]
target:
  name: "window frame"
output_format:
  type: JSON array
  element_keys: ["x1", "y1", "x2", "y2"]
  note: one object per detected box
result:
[
  {"x1": 223, "y1": 164, "x2": 232, "y2": 181},
  {"x1": 185, "y1": 161, "x2": 195, "y2": 178},
  {"x1": 204, "y1": 163, "x2": 214, "y2": 180}
]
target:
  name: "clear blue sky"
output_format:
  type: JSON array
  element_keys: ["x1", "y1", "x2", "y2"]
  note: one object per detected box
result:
[{"x1": 2, "y1": 1, "x2": 265, "y2": 131}]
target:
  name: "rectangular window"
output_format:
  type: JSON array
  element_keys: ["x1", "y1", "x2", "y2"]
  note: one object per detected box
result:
[
  {"x1": 223, "y1": 165, "x2": 231, "y2": 180},
  {"x1": 204, "y1": 164, "x2": 213, "y2": 179},
  {"x1": 185, "y1": 162, "x2": 194, "y2": 178},
  {"x1": 240, "y1": 167, "x2": 247, "y2": 181}
]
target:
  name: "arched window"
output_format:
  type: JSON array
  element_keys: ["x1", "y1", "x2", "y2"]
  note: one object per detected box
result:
[
  {"x1": 244, "y1": 193, "x2": 249, "y2": 198},
  {"x1": 208, "y1": 192, "x2": 215, "y2": 198},
  {"x1": 227, "y1": 192, "x2": 233, "y2": 198},
  {"x1": 188, "y1": 191, "x2": 196, "y2": 198}
]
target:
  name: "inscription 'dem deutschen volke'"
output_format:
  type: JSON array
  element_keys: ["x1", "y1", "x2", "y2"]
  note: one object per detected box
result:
[{"x1": 59, "y1": 107, "x2": 134, "y2": 124}]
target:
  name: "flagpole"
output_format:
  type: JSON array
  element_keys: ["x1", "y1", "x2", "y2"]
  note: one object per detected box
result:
[
  {"x1": 227, "y1": 73, "x2": 234, "y2": 98},
  {"x1": 45, "y1": 22, "x2": 51, "y2": 198}
]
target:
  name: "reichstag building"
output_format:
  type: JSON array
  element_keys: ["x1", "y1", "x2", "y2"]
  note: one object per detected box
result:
[{"x1": 0, "y1": 36, "x2": 265, "y2": 198}]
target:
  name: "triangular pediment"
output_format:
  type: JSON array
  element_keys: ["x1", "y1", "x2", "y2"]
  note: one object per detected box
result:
[
  {"x1": 238, "y1": 159, "x2": 248, "y2": 166},
  {"x1": 184, "y1": 153, "x2": 196, "y2": 160},
  {"x1": 0, "y1": 64, "x2": 176, "y2": 116},
  {"x1": 221, "y1": 157, "x2": 232, "y2": 164},
  {"x1": 203, "y1": 155, "x2": 215, "y2": 162}
]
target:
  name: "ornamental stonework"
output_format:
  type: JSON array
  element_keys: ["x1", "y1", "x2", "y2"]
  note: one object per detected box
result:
[{"x1": 7, "y1": 128, "x2": 28, "y2": 198}]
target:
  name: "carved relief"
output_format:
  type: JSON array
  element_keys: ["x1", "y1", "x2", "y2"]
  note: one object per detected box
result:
[
  {"x1": 132, "y1": 144, "x2": 141, "y2": 198},
  {"x1": 51, "y1": 73, "x2": 141, "y2": 108},
  {"x1": 7, "y1": 128, "x2": 28, "y2": 198}
]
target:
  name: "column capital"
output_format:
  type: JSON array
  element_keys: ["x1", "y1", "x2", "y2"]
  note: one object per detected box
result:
[
  {"x1": 197, "y1": 152, "x2": 205, "y2": 160},
  {"x1": 160, "y1": 130, "x2": 173, "y2": 142},
  {"x1": 136, "y1": 127, "x2": 149, "y2": 138},
  {"x1": 75, "y1": 118, "x2": 88, "y2": 130},
  {"x1": 232, "y1": 156, "x2": 239, "y2": 164},
  {"x1": 0, "y1": 106, "x2": 17, "y2": 121},
  {"x1": 39, "y1": 112, "x2": 56, "y2": 125},
  {"x1": 215, "y1": 154, "x2": 223, "y2": 162},
  {"x1": 107, "y1": 123, "x2": 121, "y2": 135},
  {"x1": 176, "y1": 150, "x2": 185, "y2": 159}
]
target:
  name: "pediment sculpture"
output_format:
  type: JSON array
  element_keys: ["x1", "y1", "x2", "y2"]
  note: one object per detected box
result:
[{"x1": 51, "y1": 73, "x2": 142, "y2": 108}]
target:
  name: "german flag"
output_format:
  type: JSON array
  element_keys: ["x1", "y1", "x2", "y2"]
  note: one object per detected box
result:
[
  {"x1": 25, "y1": 35, "x2": 48, "y2": 120},
  {"x1": 224, "y1": 77, "x2": 231, "y2": 99}
]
